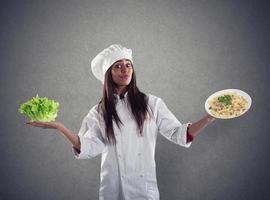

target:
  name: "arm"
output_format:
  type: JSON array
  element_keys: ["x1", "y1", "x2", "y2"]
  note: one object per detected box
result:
[
  {"x1": 188, "y1": 114, "x2": 216, "y2": 138},
  {"x1": 26, "y1": 121, "x2": 81, "y2": 152},
  {"x1": 26, "y1": 112, "x2": 105, "y2": 159},
  {"x1": 57, "y1": 114, "x2": 105, "y2": 159},
  {"x1": 57, "y1": 124, "x2": 81, "y2": 152},
  {"x1": 155, "y1": 97, "x2": 193, "y2": 147}
]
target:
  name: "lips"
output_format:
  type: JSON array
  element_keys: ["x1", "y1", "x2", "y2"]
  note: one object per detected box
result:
[{"x1": 120, "y1": 75, "x2": 130, "y2": 79}]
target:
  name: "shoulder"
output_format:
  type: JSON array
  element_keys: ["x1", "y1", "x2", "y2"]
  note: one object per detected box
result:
[
  {"x1": 146, "y1": 93, "x2": 164, "y2": 107},
  {"x1": 85, "y1": 104, "x2": 102, "y2": 119}
]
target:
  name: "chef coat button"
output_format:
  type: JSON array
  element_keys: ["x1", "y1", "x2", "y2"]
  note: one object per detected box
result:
[
  {"x1": 118, "y1": 154, "x2": 121, "y2": 158},
  {"x1": 140, "y1": 174, "x2": 144, "y2": 178},
  {"x1": 138, "y1": 152, "x2": 142, "y2": 156},
  {"x1": 121, "y1": 175, "x2": 124, "y2": 179}
]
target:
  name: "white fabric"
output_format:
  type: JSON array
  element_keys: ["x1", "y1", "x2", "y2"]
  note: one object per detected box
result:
[
  {"x1": 90, "y1": 44, "x2": 133, "y2": 84},
  {"x1": 72, "y1": 93, "x2": 192, "y2": 200}
]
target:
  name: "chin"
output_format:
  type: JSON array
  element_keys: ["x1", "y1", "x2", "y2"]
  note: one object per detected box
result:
[
  {"x1": 118, "y1": 80, "x2": 131, "y2": 86},
  {"x1": 119, "y1": 82, "x2": 130, "y2": 86}
]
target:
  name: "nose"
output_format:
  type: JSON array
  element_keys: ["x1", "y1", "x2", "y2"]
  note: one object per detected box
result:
[{"x1": 121, "y1": 66, "x2": 128, "y2": 73}]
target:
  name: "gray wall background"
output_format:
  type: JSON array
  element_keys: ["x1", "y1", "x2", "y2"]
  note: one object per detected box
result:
[{"x1": 1, "y1": 0, "x2": 270, "y2": 199}]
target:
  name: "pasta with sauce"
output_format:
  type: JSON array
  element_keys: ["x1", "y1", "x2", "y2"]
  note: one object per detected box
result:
[{"x1": 208, "y1": 92, "x2": 249, "y2": 118}]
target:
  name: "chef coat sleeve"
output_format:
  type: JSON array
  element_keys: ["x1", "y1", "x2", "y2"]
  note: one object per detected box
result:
[
  {"x1": 72, "y1": 107, "x2": 106, "y2": 159},
  {"x1": 156, "y1": 98, "x2": 192, "y2": 148}
]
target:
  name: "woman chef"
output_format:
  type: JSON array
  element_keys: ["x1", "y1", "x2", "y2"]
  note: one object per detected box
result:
[{"x1": 27, "y1": 44, "x2": 216, "y2": 200}]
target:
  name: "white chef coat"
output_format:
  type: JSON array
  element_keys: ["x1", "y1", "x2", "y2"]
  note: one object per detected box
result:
[{"x1": 72, "y1": 92, "x2": 192, "y2": 200}]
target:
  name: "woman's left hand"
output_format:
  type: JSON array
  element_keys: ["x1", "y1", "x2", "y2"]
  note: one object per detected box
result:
[{"x1": 206, "y1": 114, "x2": 216, "y2": 123}]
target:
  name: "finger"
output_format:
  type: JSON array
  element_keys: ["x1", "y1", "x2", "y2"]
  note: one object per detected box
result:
[
  {"x1": 27, "y1": 121, "x2": 37, "y2": 125},
  {"x1": 28, "y1": 122, "x2": 42, "y2": 127}
]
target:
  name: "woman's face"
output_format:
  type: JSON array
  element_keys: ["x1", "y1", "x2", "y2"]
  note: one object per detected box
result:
[{"x1": 111, "y1": 59, "x2": 133, "y2": 87}]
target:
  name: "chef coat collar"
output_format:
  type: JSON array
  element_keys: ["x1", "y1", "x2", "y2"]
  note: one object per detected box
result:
[{"x1": 113, "y1": 91, "x2": 128, "y2": 100}]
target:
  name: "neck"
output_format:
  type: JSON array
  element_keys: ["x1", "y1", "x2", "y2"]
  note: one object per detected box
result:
[{"x1": 115, "y1": 86, "x2": 128, "y2": 96}]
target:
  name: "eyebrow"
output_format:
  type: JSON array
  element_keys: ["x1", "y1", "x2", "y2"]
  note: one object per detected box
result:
[{"x1": 114, "y1": 59, "x2": 131, "y2": 64}]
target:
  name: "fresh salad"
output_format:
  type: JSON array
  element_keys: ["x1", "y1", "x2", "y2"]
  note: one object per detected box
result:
[{"x1": 18, "y1": 94, "x2": 60, "y2": 122}]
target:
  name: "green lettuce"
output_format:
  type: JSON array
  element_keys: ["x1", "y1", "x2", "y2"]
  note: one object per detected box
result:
[{"x1": 18, "y1": 94, "x2": 60, "y2": 122}]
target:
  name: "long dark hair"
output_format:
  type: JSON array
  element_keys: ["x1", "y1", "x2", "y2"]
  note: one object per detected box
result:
[{"x1": 98, "y1": 64, "x2": 150, "y2": 145}]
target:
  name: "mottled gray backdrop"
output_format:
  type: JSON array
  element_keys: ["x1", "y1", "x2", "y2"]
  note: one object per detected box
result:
[{"x1": 1, "y1": 0, "x2": 270, "y2": 199}]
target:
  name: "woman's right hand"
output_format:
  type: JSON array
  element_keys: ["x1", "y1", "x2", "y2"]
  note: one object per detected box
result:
[
  {"x1": 26, "y1": 121, "x2": 81, "y2": 151},
  {"x1": 26, "y1": 121, "x2": 63, "y2": 130}
]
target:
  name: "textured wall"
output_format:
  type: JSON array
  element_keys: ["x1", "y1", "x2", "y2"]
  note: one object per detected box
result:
[{"x1": 1, "y1": 0, "x2": 270, "y2": 199}]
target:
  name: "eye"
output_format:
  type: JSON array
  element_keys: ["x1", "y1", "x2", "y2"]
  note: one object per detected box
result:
[
  {"x1": 126, "y1": 63, "x2": 132, "y2": 68},
  {"x1": 114, "y1": 64, "x2": 121, "y2": 69}
]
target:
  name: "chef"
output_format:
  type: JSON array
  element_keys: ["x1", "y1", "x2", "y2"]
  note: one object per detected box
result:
[{"x1": 27, "y1": 44, "x2": 216, "y2": 200}]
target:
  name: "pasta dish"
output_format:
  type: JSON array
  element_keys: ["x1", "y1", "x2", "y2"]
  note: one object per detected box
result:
[{"x1": 208, "y1": 92, "x2": 249, "y2": 119}]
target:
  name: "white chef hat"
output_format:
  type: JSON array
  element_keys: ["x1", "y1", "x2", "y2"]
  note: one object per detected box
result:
[{"x1": 90, "y1": 44, "x2": 133, "y2": 84}]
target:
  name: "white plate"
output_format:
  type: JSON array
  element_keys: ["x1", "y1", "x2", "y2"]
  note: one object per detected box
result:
[{"x1": 205, "y1": 89, "x2": 252, "y2": 119}]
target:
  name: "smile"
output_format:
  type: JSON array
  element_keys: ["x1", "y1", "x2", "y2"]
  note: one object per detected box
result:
[{"x1": 120, "y1": 75, "x2": 130, "y2": 79}]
